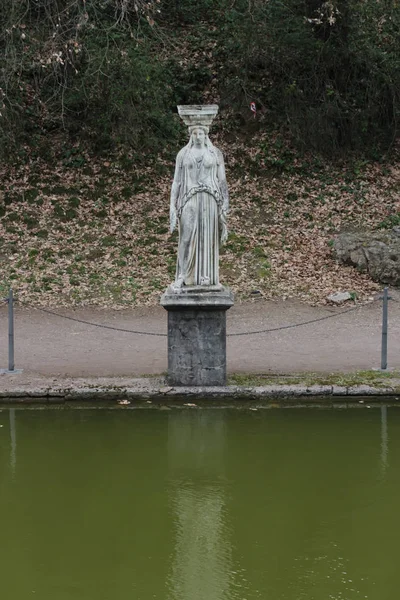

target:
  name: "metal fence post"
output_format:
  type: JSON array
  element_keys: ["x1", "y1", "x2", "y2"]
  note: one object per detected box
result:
[
  {"x1": 381, "y1": 287, "x2": 388, "y2": 370},
  {"x1": 1, "y1": 288, "x2": 22, "y2": 374}
]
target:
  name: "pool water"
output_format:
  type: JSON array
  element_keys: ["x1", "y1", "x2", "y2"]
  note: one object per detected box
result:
[{"x1": 0, "y1": 407, "x2": 397, "y2": 599}]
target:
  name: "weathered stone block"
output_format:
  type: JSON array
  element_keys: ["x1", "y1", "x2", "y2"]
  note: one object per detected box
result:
[
  {"x1": 161, "y1": 286, "x2": 234, "y2": 386},
  {"x1": 333, "y1": 229, "x2": 400, "y2": 286}
]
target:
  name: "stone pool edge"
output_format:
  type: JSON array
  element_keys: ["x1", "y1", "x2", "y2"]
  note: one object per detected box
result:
[{"x1": 0, "y1": 376, "x2": 400, "y2": 405}]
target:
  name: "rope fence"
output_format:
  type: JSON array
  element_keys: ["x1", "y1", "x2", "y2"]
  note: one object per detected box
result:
[
  {"x1": 18, "y1": 303, "x2": 167, "y2": 337},
  {"x1": 0, "y1": 286, "x2": 397, "y2": 373},
  {"x1": 14, "y1": 297, "x2": 371, "y2": 338},
  {"x1": 228, "y1": 303, "x2": 364, "y2": 337}
]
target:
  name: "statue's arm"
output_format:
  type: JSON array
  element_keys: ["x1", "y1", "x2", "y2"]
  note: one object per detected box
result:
[
  {"x1": 170, "y1": 150, "x2": 183, "y2": 233},
  {"x1": 216, "y1": 149, "x2": 229, "y2": 214},
  {"x1": 216, "y1": 148, "x2": 229, "y2": 244}
]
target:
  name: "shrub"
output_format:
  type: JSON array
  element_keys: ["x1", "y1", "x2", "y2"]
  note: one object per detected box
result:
[
  {"x1": 0, "y1": 0, "x2": 398, "y2": 157},
  {"x1": 216, "y1": 0, "x2": 400, "y2": 153}
]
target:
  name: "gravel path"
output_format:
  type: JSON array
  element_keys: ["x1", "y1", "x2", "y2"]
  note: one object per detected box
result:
[{"x1": 1, "y1": 292, "x2": 399, "y2": 383}]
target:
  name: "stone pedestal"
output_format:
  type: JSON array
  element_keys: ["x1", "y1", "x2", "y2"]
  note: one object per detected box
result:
[{"x1": 160, "y1": 286, "x2": 234, "y2": 386}]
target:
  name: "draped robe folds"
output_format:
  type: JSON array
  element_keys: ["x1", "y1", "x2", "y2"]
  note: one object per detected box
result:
[{"x1": 171, "y1": 144, "x2": 228, "y2": 287}]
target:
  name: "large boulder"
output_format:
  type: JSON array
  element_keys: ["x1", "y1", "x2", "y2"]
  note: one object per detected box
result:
[{"x1": 333, "y1": 228, "x2": 400, "y2": 286}]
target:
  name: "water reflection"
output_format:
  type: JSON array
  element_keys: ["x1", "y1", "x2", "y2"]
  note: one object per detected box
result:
[
  {"x1": 9, "y1": 408, "x2": 16, "y2": 476},
  {"x1": 290, "y1": 539, "x2": 373, "y2": 599},
  {"x1": 167, "y1": 411, "x2": 233, "y2": 600},
  {"x1": 380, "y1": 406, "x2": 388, "y2": 477}
]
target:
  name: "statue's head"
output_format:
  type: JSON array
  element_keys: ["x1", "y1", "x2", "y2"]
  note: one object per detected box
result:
[
  {"x1": 188, "y1": 125, "x2": 211, "y2": 150},
  {"x1": 178, "y1": 106, "x2": 217, "y2": 149},
  {"x1": 188, "y1": 125, "x2": 209, "y2": 135},
  {"x1": 189, "y1": 126, "x2": 208, "y2": 147}
]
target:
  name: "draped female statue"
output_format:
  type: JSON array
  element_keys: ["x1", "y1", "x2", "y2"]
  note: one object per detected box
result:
[{"x1": 169, "y1": 106, "x2": 229, "y2": 292}]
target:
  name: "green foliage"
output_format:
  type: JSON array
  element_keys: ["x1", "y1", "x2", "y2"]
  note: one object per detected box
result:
[
  {"x1": 0, "y1": 0, "x2": 184, "y2": 156},
  {"x1": 228, "y1": 369, "x2": 399, "y2": 388},
  {"x1": 216, "y1": 0, "x2": 400, "y2": 153},
  {"x1": 0, "y1": 0, "x2": 399, "y2": 157},
  {"x1": 378, "y1": 213, "x2": 400, "y2": 230}
]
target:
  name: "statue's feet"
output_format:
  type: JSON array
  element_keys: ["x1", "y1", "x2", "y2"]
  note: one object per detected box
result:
[
  {"x1": 200, "y1": 276, "x2": 210, "y2": 286},
  {"x1": 171, "y1": 276, "x2": 184, "y2": 293}
]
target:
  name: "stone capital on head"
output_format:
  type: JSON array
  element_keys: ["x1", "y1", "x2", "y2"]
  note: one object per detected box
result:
[{"x1": 177, "y1": 105, "x2": 219, "y2": 132}]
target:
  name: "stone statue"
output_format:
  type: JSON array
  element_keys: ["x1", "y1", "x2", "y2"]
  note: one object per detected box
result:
[
  {"x1": 161, "y1": 106, "x2": 234, "y2": 386},
  {"x1": 169, "y1": 105, "x2": 229, "y2": 292}
]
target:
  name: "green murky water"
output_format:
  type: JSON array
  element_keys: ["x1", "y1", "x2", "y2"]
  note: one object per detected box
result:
[{"x1": 0, "y1": 407, "x2": 398, "y2": 599}]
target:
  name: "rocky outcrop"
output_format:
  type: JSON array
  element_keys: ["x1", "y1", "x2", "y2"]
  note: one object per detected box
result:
[
  {"x1": 327, "y1": 291, "x2": 353, "y2": 304},
  {"x1": 333, "y1": 228, "x2": 400, "y2": 286}
]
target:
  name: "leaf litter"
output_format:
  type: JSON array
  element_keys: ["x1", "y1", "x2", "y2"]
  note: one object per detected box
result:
[{"x1": 0, "y1": 137, "x2": 398, "y2": 309}]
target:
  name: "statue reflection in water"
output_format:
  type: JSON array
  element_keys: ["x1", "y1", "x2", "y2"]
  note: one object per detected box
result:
[
  {"x1": 167, "y1": 410, "x2": 232, "y2": 600},
  {"x1": 9, "y1": 408, "x2": 16, "y2": 476}
]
